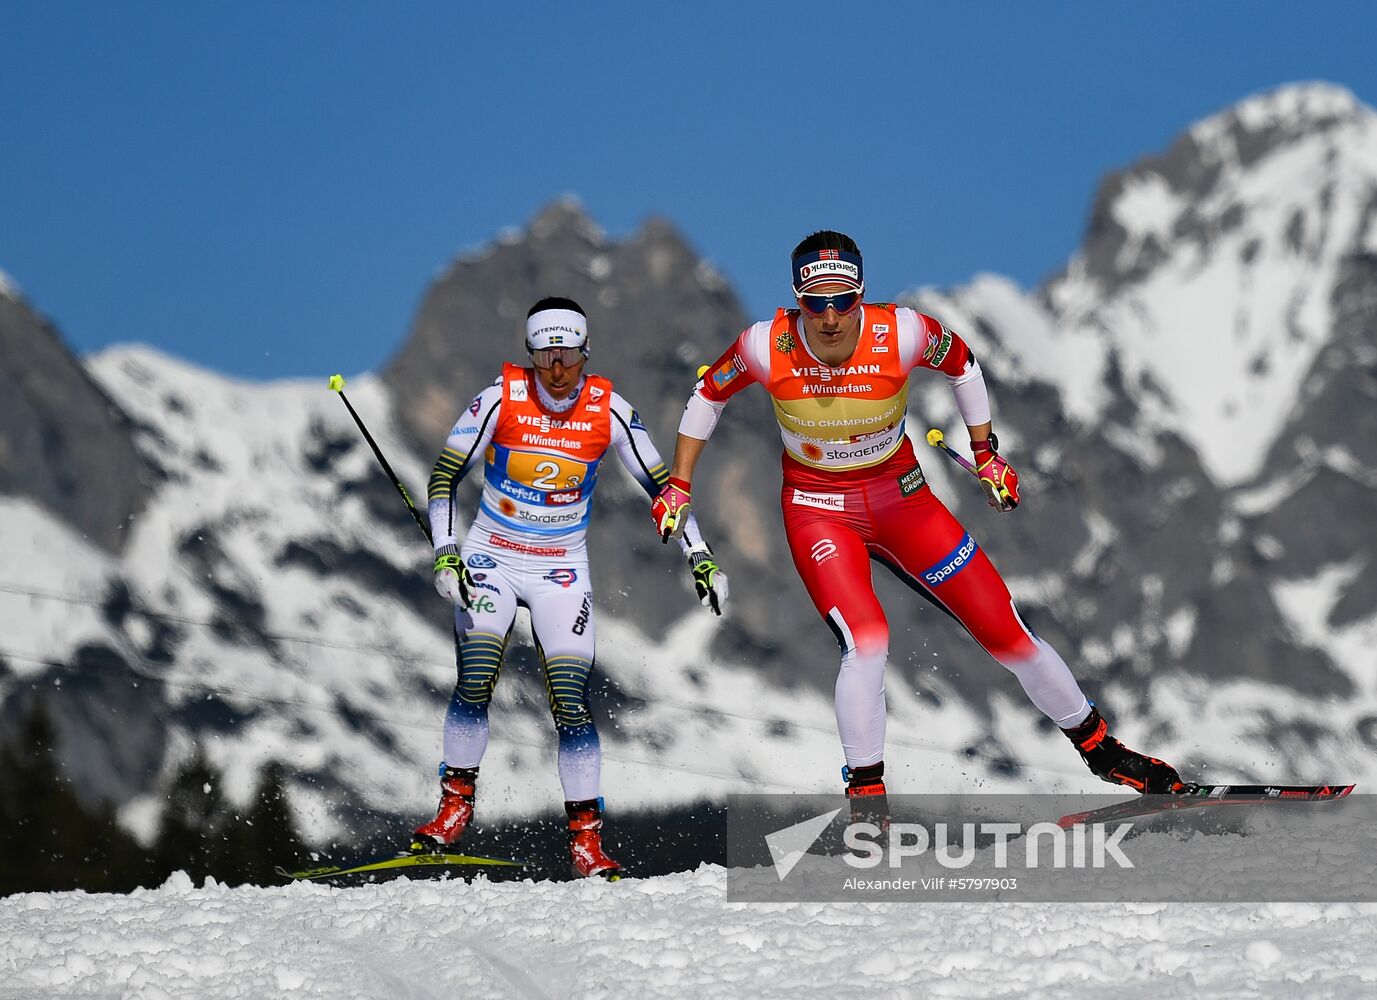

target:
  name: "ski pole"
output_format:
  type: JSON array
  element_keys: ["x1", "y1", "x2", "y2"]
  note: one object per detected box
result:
[
  {"x1": 328, "y1": 374, "x2": 433, "y2": 544},
  {"x1": 924, "y1": 428, "x2": 978, "y2": 477}
]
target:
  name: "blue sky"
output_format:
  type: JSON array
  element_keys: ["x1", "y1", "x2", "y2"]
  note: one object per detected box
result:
[{"x1": 3, "y1": 3, "x2": 1375, "y2": 379}]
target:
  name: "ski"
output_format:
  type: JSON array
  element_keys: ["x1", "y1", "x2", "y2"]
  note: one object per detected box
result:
[
  {"x1": 276, "y1": 850, "x2": 527, "y2": 882},
  {"x1": 1057, "y1": 782, "x2": 1356, "y2": 829}
]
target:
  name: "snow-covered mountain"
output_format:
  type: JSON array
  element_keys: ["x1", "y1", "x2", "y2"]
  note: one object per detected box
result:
[
  {"x1": 901, "y1": 82, "x2": 1377, "y2": 782},
  {"x1": 2, "y1": 82, "x2": 1374, "y2": 846},
  {"x1": 1048, "y1": 82, "x2": 1377, "y2": 486}
]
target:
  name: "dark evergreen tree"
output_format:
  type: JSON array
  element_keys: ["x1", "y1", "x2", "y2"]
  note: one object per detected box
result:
[
  {"x1": 153, "y1": 746, "x2": 228, "y2": 885},
  {"x1": 234, "y1": 760, "x2": 304, "y2": 885},
  {"x1": 0, "y1": 705, "x2": 310, "y2": 893},
  {"x1": 0, "y1": 700, "x2": 153, "y2": 894}
]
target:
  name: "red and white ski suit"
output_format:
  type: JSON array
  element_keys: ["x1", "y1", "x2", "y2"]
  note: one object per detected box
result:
[{"x1": 680, "y1": 304, "x2": 1090, "y2": 767}]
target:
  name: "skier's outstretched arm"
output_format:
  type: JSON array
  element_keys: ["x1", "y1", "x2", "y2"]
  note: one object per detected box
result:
[
  {"x1": 426, "y1": 381, "x2": 502, "y2": 605},
  {"x1": 611, "y1": 392, "x2": 728, "y2": 614},
  {"x1": 651, "y1": 325, "x2": 765, "y2": 540},
  {"x1": 903, "y1": 309, "x2": 1020, "y2": 511}
]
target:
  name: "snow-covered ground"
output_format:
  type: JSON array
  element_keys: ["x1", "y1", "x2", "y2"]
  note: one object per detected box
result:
[{"x1": 3, "y1": 868, "x2": 1375, "y2": 998}]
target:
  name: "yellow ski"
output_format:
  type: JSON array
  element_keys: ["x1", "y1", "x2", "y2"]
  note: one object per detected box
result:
[{"x1": 276, "y1": 850, "x2": 526, "y2": 881}]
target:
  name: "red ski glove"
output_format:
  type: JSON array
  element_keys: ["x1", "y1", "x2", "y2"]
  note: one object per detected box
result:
[
  {"x1": 972, "y1": 439, "x2": 1019, "y2": 512},
  {"x1": 651, "y1": 477, "x2": 693, "y2": 542}
]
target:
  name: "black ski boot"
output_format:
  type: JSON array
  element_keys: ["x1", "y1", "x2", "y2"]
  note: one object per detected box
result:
[
  {"x1": 1063, "y1": 706, "x2": 1184, "y2": 793},
  {"x1": 844, "y1": 762, "x2": 890, "y2": 830}
]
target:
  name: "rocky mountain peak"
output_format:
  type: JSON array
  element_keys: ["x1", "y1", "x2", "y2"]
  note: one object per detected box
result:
[
  {"x1": 384, "y1": 201, "x2": 746, "y2": 448},
  {"x1": 1042, "y1": 83, "x2": 1377, "y2": 486},
  {"x1": 0, "y1": 285, "x2": 156, "y2": 552},
  {"x1": 1190, "y1": 82, "x2": 1371, "y2": 161},
  {"x1": 1065, "y1": 82, "x2": 1377, "y2": 300},
  {"x1": 527, "y1": 195, "x2": 607, "y2": 245}
]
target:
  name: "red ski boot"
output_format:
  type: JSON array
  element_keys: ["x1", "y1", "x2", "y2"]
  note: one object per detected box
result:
[
  {"x1": 1063, "y1": 706, "x2": 1185, "y2": 794},
  {"x1": 566, "y1": 799, "x2": 622, "y2": 880},
  {"x1": 844, "y1": 762, "x2": 890, "y2": 830},
  {"x1": 410, "y1": 765, "x2": 477, "y2": 853}
]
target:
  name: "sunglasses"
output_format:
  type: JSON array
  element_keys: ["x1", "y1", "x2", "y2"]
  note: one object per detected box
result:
[
  {"x1": 529, "y1": 346, "x2": 587, "y2": 369},
  {"x1": 797, "y1": 289, "x2": 862, "y2": 316}
]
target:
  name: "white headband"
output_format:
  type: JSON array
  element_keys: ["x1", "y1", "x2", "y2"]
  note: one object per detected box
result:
[{"x1": 525, "y1": 308, "x2": 588, "y2": 350}]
